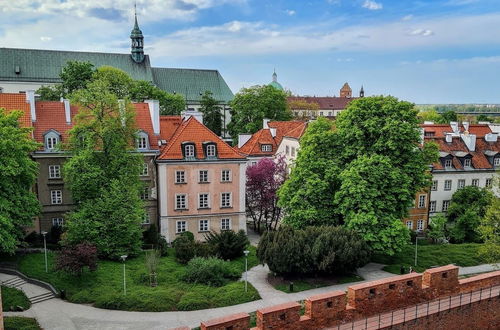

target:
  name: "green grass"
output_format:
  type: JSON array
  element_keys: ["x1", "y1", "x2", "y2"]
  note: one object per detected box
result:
[
  {"x1": 1, "y1": 286, "x2": 31, "y2": 311},
  {"x1": 2, "y1": 246, "x2": 260, "y2": 312},
  {"x1": 372, "y1": 243, "x2": 485, "y2": 274},
  {"x1": 4, "y1": 316, "x2": 41, "y2": 330},
  {"x1": 274, "y1": 274, "x2": 363, "y2": 293}
]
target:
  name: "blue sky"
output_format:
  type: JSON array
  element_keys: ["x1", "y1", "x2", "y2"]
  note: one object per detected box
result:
[{"x1": 1, "y1": 0, "x2": 500, "y2": 103}]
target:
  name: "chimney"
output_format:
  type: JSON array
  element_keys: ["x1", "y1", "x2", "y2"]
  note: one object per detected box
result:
[
  {"x1": 270, "y1": 127, "x2": 277, "y2": 138},
  {"x1": 62, "y1": 99, "x2": 71, "y2": 124},
  {"x1": 145, "y1": 100, "x2": 160, "y2": 135},
  {"x1": 463, "y1": 121, "x2": 470, "y2": 132},
  {"x1": 419, "y1": 128, "x2": 424, "y2": 144},
  {"x1": 423, "y1": 121, "x2": 434, "y2": 125},
  {"x1": 26, "y1": 90, "x2": 36, "y2": 122},
  {"x1": 181, "y1": 110, "x2": 204, "y2": 123},
  {"x1": 450, "y1": 121, "x2": 459, "y2": 134},
  {"x1": 485, "y1": 133, "x2": 498, "y2": 142},
  {"x1": 118, "y1": 99, "x2": 126, "y2": 127},
  {"x1": 238, "y1": 134, "x2": 252, "y2": 148},
  {"x1": 445, "y1": 133, "x2": 453, "y2": 143},
  {"x1": 263, "y1": 118, "x2": 270, "y2": 129},
  {"x1": 461, "y1": 132, "x2": 476, "y2": 151}
]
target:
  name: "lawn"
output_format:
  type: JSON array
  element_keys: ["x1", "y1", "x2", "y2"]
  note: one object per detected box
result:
[
  {"x1": 4, "y1": 316, "x2": 41, "y2": 330},
  {"x1": 3, "y1": 246, "x2": 260, "y2": 312},
  {"x1": 372, "y1": 243, "x2": 486, "y2": 274},
  {"x1": 271, "y1": 274, "x2": 363, "y2": 293},
  {"x1": 1, "y1": 285, "x2": 31, "y2": 311}
]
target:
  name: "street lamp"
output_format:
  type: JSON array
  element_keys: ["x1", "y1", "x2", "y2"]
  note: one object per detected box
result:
[
  {"x1": 243, "y1": 250, "x2": 249, "y2": 292},
  {"x1": 120, "y1": 255, "x2": 128, "y2": 295},
  {"x1": 414, "y1": 236, "x2": 426, "y2": 267},
  {"x1": 41, "y1": 231, "x2": 48, "y2": 273}
]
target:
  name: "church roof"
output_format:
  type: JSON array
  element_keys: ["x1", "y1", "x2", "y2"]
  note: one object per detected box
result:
[
  {"x1": 269, "y1": 81, "x2": 284, "y2": 91},
  {"x1": 151, "y1": 67, "x2": 234, "y2": 104},
  {"x1": 0, "y1": 47, "x2": 153, "y2": 83}
]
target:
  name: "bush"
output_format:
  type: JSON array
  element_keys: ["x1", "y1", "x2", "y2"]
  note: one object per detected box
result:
[
  {"x1": 205, "y1": 230, "x2": 249, "y2": 260},
  {"x1": 173, "y1": 233, "x2": 215, "y2": 264},
  {"x1": 4, "y1": 316, "x2": 41, "y2": 330},
  {"x1": 142, "y1": 225, "x2": 168, "y2": 256},
  {"x1": 1, "y1": 286, "x2": 31, "y2": 311},
  {"x1": 55, "y1": 242, "x2": 98, "y2": 275},
  {"x1": 183, "y1": 257, "x2": 237, "y2": 286},
  {"x1": 258, "y1": 226, "x2": 371, "y2": 276},
  {"x1": 48, "y1": 225, "x2": 63, "y2": 244},
  {"x1": 177, "y1": 291, "x2": 212, "y2": 311}
]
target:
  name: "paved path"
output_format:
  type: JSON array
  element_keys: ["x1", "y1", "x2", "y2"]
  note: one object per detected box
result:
[
  {"x1": 1, "y1": 262, "x2": 497, "y2": 330},
  {"x1": 458, "y1": 263, "x2": 498, "y2": 276}
]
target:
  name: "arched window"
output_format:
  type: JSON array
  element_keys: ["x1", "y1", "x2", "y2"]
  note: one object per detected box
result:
[
  {"x1": 185, "y1": 144, "x2": 195, "y2": 157},
  {"x1": 136, "y1": 131, "x2": 149, "y2": 150},
  {"x1": 44, "y1": 130, "x2": 61, "y2": 151}
]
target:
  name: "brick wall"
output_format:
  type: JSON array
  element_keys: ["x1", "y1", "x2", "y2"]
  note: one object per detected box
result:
[{"x1": 193, "y1": 266, "x2": 500, "y2": 330}]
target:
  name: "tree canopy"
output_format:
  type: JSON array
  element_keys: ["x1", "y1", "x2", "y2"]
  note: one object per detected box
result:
[
  {"x1": 479, "y1": 196, "x2": 500, "y2": 263},
  {"x1": 279, "y1": 96, "x2": 438, "y2": 255},
  {"x1": 0, "y1": 109, "x2": 40, "y2": 253},
  {"x1": 199, "y1": 91, "x2": 223, "y2": 136}
]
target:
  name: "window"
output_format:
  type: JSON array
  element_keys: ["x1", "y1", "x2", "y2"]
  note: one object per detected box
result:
[
  {"x1": 184, "y1": 144, "x2": 195, "y2": 158},
  {"x1": 494, "y1": 157, "x2": 500, "y2": 166},
  {"x1": 221, "y1": 218, "x2": 231, "y2": 230},
  {"x1": 486, "y1": 178, "x2": 492, "y2": 188},
  {"x1": 406, "y1": 221, "x2": 413, "y2": 230},
  {"x1": 418, "y1": 195, "x2": 426, "y2": 208},
  {"x1": 175, "y1": 194, "x2": 187, "y2": 210},
  {"x1": 472, "y1": 179, "x2": 479, "y2": 187},
  {"x1": 198, "y1": 193, "x2": 209, "y2": 209},
  {"x1": 286, "y1": 146, "x2": 290, "y2": 155},
  {"x1": 52, "y1": 218, "x2": 64, "y2": 227},
  {"x1": 142, "y1": 213, "x2": 150, "y2": 224},
  {"x1": 140, "y1": 163, "x2": 148, "y2": 176},
  {"x1": 431, "y1": 180, "x2": 438, "y2": 191},
  {"x1": 442, "y1": 200, "x2": 450, "y2": 212},
  {"x1": 199, "y1": 170, "x2": 209, "y2": 183},
  {"x1": 136, "y1": 136, "x2": 148, "y2": 149},
  {"x1": 444, "y1": 180, "x2": 452, "y2": 191},
  {"x1": 417, "y1": 219, "x2": 424, "y2": 231},
  {"x1": 175, "y1": 170, "x2": 186, "y2": 184},
  {"x1": 429, "y1": 201, "x2": 436, "y2": 212},
  {"x1": 319, "y1": 111, "x2": 324, "y2": 116},
  {"x1": 251, "y1": 161, "x2": 257, "y2": 166},
  {"x1": 221, "y1": 170, "x2": 231, "y2": 182},
  {"x1": 445, "y1": 159, "x2": 452, "y2": 168},
  {"x1": 221, "y1": 192, "x2": 232, "y2": 208},
  {"x1": 140, "y1": 187, "x2": 149, "y2": 200},
  {"x1": 46, "y1": 135, "x2": 59, "y2": 151},
  {"x1": 48, "y1": 165, "x2": 61, "y2": 179},
  {"x1": 458, "y1": 179, "x2": 465, "y2": 189},
  {"x1": 464, "y1": 159, "x2": 471, "y2": 167},
  {"x1": 261, "y1": 144, "x2": 272, "y2": 152},
  {"x1": 51, "y1": 190, "x2": 62, "y2": 204},
  {"x1": 199, "y1": 220, "x2": 209, "y2": 232},
  {"x1": 291, "y1": 147, "x2": 296, "y2": 157},
  {"x1": 206, "y1": 144, "x2": 216, "y2": 158},
  {"x1": 176, "y1": 220, "x2": 187, "y2": 233}
]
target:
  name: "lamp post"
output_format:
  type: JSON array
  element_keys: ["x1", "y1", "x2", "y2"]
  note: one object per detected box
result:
[
  {"x1": 243, "y1": 250, "x2": 249, "y2": 292},
  {"x1": 41, "y1": 231, "x2": 48, "y2": 273},
  {"x1": 414, "y1": 236, "x2": 426, "y2": 267},
  {"x1": 120, "y1": 255, "x2": 128, "y2": 295}
]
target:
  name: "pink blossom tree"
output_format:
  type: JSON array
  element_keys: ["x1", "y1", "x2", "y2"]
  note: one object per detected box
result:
[{"x1": 246, "y1": 155, "x2": 287, "y2": 233}]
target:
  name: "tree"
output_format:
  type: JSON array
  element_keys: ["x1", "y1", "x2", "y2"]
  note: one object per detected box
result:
[
  {"x1": 37, "y1": 85, "x2": 64, "y2": 101},
  {"x1": 427, "y1": 214, "x2": 448, "y2": 243},
  {"x1": 204, "y1": 230, "x2": 249, "y2": 260},
  {"x1": 287, "y1": 99, "x2": 319, "y2": 119},
  {"x1": 129, "y1": 80, "x2": 186, "y2": 115},
  {"x1": 55, "y1": 242, "x2": 98, "y2": 276},
  {"x1": 476, "y1": 114, "x2": 493, "y2": 122},
  {"x1": 447, "y1": 186, "x2": 493, "y2": 243},
  {"x1": 246, "y1": 156, "x2": 287, "y2": 233},
  {"x1": 440, "y1": 110, "x2": 458, "y2": 123},
  {"x1": 0, "y1": 109, "x2": 41, "y2": 253},
  {"x1": 417, "y1": 109, "x2": 442, "y2": 123},
  {"x1": 63, "y1": 68, "x2": 145, "y2": 259},
  {"x1": 60, "y1": 61, "x2": 96, "y2": 94},
  {"x1": 279, "y1": 96, "x2": 438, "y2": 255},
  {"x1": 199, "y1": 91, "x2": 222, "y2": 135},
  {"x1": 478, "y1": 197, "x2": 500, "y2": 263},
  {"x1": 228, "y1": 85, "x2": 292, "y2": 140}
]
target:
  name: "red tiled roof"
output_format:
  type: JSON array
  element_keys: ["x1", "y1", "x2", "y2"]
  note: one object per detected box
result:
[
  {"x1": 158, "y1": 116, "x2": 245, "y2": 160},
  {"x1": 288, "y1": 96, "x2": 356, "y2": 110},
  {"x1": 0, "y1": 93, "x2": 32, "y2": 128},
  {"x1": 159, "y1": 116, "x2": 182, "y2": 143},
  {"x1": 134, "y1": 103, "x2": 159, "y2": 150},
  {"x1": 421, "y1": 124, "x2": 491, "y2": 138}
]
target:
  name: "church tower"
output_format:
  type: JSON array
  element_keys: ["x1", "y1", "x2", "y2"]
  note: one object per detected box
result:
[
  {"x1": 130, "y1": 5, "x2": 145, "y2": 63},
  {"x1": 340, "y1": 82, "x2": 352, "y2": 98},
  {"x1": 359, "y1": 85, "x2": 365, "y2": 98}
]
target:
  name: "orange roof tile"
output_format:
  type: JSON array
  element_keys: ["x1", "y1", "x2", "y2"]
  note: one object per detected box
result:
[
  {"x1": 134, "y1": 103, "x2": 159, "y2": 150},
  {"x1": 159, "y1": 116, "x2": 182, "y2": 142},
  {"x1": 0, "y1": 93, "x2": 32, "y2": 128},
  {"x1": 158, "y1": 116, "x2": 246, "y2": 160},
  {"x1": 421, "y1": 124, "x2": 491, "y2": 138}
]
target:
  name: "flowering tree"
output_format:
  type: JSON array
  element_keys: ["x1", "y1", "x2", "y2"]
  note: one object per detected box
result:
[
  {"x1": 55, "y1": 242, "x2": 98, "y2": 276},
  {"x1": 246, "y1": 156, "x2": 287, "y2": 233}
]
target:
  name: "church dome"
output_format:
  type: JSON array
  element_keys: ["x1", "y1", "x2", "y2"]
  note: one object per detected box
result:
[{"x1": 268, "y1": 71, "x2": 284, "y2": 91}]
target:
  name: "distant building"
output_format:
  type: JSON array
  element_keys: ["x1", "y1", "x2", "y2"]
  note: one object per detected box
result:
[{"x1": 268, "y1": 70, "x2": 284, "y2": 91}]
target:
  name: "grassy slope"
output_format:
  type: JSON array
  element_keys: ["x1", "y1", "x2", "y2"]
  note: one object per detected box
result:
[
  {"x1": 274, "y1": 274, "x2": 363, "y2": 293},
  {"x1": 4, "y1": 317, "x2": 41, "y2": 330},
  {"x1": 7, "y1": 246, "x2": 260, "y2": 312},
  {"x1": 1, "y1": 286, "x2": 31, "y2": 311},
  {"x1": 372, "y1": 243, "x2": 484, "y2": 274}
]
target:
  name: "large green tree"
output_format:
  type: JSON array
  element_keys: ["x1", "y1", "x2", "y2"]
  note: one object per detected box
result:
[
  {"x1": 0, "y1": 109, "x2": 40, "y2": 253},
  {"x1": 63, "y1": 68, "x2": 145, "y2": 259},
  {"x1": 37, "y1": 61, "x2": 96, "y2": 100},
  {"x1": 478, "y1": 196, "x2": 500, "y2": 263},
  {"x1": 228, "y1": 85, "x2": 292, "y2": 140},
  {"x1": 130, "y1": 80, "x2": 185, "y2": 115},
  {"x1": 199, "y1": 91, "x2": 222, "y2": 136},
  {"x1": 279, "y1": 96, "x2": 438, "y2": 255}
]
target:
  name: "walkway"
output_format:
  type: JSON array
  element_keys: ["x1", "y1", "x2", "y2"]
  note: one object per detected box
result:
[{"x1": 1, "y1": 263, "x2": 498, "y2": 330}]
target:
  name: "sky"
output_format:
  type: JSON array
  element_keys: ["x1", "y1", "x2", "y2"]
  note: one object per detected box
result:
[{"x1": 1, "y1": 0, "x2": 500, "y2": 104}]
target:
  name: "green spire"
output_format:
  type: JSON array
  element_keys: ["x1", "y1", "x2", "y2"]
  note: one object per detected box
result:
[{"x1": 130, "y1": 3, "x2": 145, "y2": 63}]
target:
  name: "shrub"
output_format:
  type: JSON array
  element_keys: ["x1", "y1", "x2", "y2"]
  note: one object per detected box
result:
[
  {"x1": 142, "y1": 225, "x2": 168, "y2": 256},
  {"x1": 205, "y1": 230, "x2": 249, "y2": 260},
  {"x1": 177, "y1": 291, "x2": 212, "y2": 311},
  {"x1": 173, "y1": 233, "x2": 215, "y2": 264},
  {"x1": 48, "y1": 225, "x2": 63, "y2": 244},
  {"x1": 183, "y1": 257, "x2": 237, "y2": 286},
  {"x1": 4, "y1": 316, "x2": 41, "y2": 330},
  {"x1": 1, "y1": 286, "x2": 31, "y2": 311},
  {"x1": 258, "y1": 226, "x2": 371, "y2": 276},
  {"x1": 55, "y1": 242, "x2": 98, "y2": 275}
]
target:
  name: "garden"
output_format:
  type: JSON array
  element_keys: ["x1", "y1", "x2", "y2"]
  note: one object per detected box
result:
[{"x1": 1, "y1": 285, "x2": 31, "y2": 312}]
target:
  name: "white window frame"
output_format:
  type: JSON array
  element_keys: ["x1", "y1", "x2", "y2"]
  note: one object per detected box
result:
[
  {"x1": 494, "y1": 157, "x2": 500, "y2": 166},
  {"x1": 50, "y1": 190, "x2": 62, "y2": 204},
  {"x1": 221, "y1": 218, "x2": 231, "y2": 231},
  {"x1": 406, "y1": 220, "x2": 413, "y2": 230},
  {"x1": 185, "y1": 145, "x2": 195, "y2": 158},
  {"x1": 418, "y1": 195, "x2": 426, "y2": 208},
  {"x1": 458, "y1": 179, "x2": 466, "y2": 189},
  {"x1": 429, "y1": 201, "x2": 436, "y2": 212},
  {"x1": 444, "y1": 180, "x2": 452, "y2": 191},
  {"x1": 176, "y1": 220, "x2": 187, "y2": 233},
  {"x1": 136, "y1": 133, "x2": 148, "y2": 150},
  {"x1": 206, "y1": 145, "x2": 216, "y2": 157},
  {"x1": 142, "y1": 213, "x2": 150, "y2": 224},
  {"x1": 220, "y1": 192, "x2": 232, "y2": 208},
  {"x1": 286, "y1": 146, "x2": 290, "y2": 155},
  {"x1": 261, "y1": 144, "x2": 272, "y2": 152},
  {"x1": 221, "y1": 169, "x2": 231, "y2": 182},
  {"x1": 52, "y1": 217, "x2": 64, "y2": 227},
  {"x1": 431, "y1": 180, "x2": 438, "y2": 191},
  {"x1": 291, "y1": 147, "x2": 296, "y2": 157},
  {"x1": 464, "y1": 159, "x2": 471, "y2": 167},
  {"x1": 198, "y1": 219, "x2": 209, "y2": 232},
  {"x1": 198, "y1": 193, "x2": 210, "y2": 209},
  {"x1": 46, "y1": 135, "x2": 59, "y2": 151},
  {"x1": 471, "y1": 179, "x2": 479, "y2": 187},
  {"x1": 417, "y1": 219, "x2": 424, "y2": 231},
  {"x1": 140, "y1": 163, "x2": 149, "y2": 176},
  {"x1": 141, "y1": 187, "x2": 149, "y2": 200},
  {"x1": 175, "y1": 170, "x2": 186, "y2": 184},
  {"x1": 175, "y1": 194, "x2": 188, "y2": 210},
  {"x1": 442, "y1": 200, "x2": 450, "y2": 212},
  {"x1": 48, "y1": 165, "x2": 61, "y2": 179},
  {"x1": 445, "y1": 159, "x2": 452, "y2": 168},
  {"x1": 199, "y1": 170, "x2": 209, "y2": 183},
  {"x1": 486, "y1": 178, "x2": 492, "y2": 188}
]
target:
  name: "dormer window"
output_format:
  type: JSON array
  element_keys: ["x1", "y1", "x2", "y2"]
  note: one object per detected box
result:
[
  {"x1": 494, "y1": 157, "x2": 500, "y2": 166},
  {"x1": 261, "y1": 144, "x2": 272, "y2": 152},
  {"x1": 182, "y1": 142, "x2": 196, "y2": 159},
  {"x1": 44, "y1": 130, "x2": 61, "y2": 151},
  {"x1": 136, "y1": 131, "x2": 149, "y2": 150},
  {"x1": 464, "y1": 159, "x2": 471, "y2": 167},
  {"x1": 445, "y1": 159, "x2": 452, "y2": 168},
  {"x1": 203, "y1": 142, "x2": 217, "y2": 159},
  {"x1": 207, "y1": 145, "x2": 216, "y2": 157}
]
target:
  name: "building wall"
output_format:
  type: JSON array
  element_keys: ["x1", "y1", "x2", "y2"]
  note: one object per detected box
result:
[
  {"x1": 292, "y1": 108, "x2": 344, "y2": 118},
  {"x1": 404, "y1": 191, "x2": 430, "y2": 232},
  {"x1": 0, "y1": 80, "x2": 52, "y2": 93},
  {"x1": 276, "y1": 137, "x2": 300, "y2": 168}
]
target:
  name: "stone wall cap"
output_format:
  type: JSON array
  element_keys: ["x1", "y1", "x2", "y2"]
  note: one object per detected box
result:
[
  {"x1": 459, "y1": 270, "x2": 500, "y2": 285},
  {"x1": 201, "y1": 312, "x2": 249, "y2": 327},
  {"x1": 423, "y1": 264, "x2": 458, "y2": 274},
  {"x1": 348, "y1": 273, "x2": 421, "y2": 290},
  {"x1": 308, "y1": 290, "x2": 345, "y2": 302},
  {"x1": 258, "y1": 301, "x2": 301, "y2": 314}
]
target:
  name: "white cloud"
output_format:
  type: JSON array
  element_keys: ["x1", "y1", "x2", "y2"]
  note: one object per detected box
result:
[
  {"x1": 402, "y1": 15, "x2": 413, "y2": 21},
  {"x1": 362, "y1": 0, "x2": 383, "y2": 10},
  {"x1": 409, "y1": 28, "x2": 434, "y2": 37},
  {"x1": 40, "y1": 36, "x2": 52, "y2": 42},
  {"x1": 285, "y1": 9, "x2": 296, "y2": 16}
]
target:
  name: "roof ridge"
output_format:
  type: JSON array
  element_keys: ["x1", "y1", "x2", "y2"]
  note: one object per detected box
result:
[
  {"x1": 159, "y1": 117, "x2": 191, "y2": 158},
  {"x1": 0, "y1": 47, "x2": 144, "y2": 57},
  {"x1": 152, "y1": 67, "x2": 219, "y2": 73}
]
